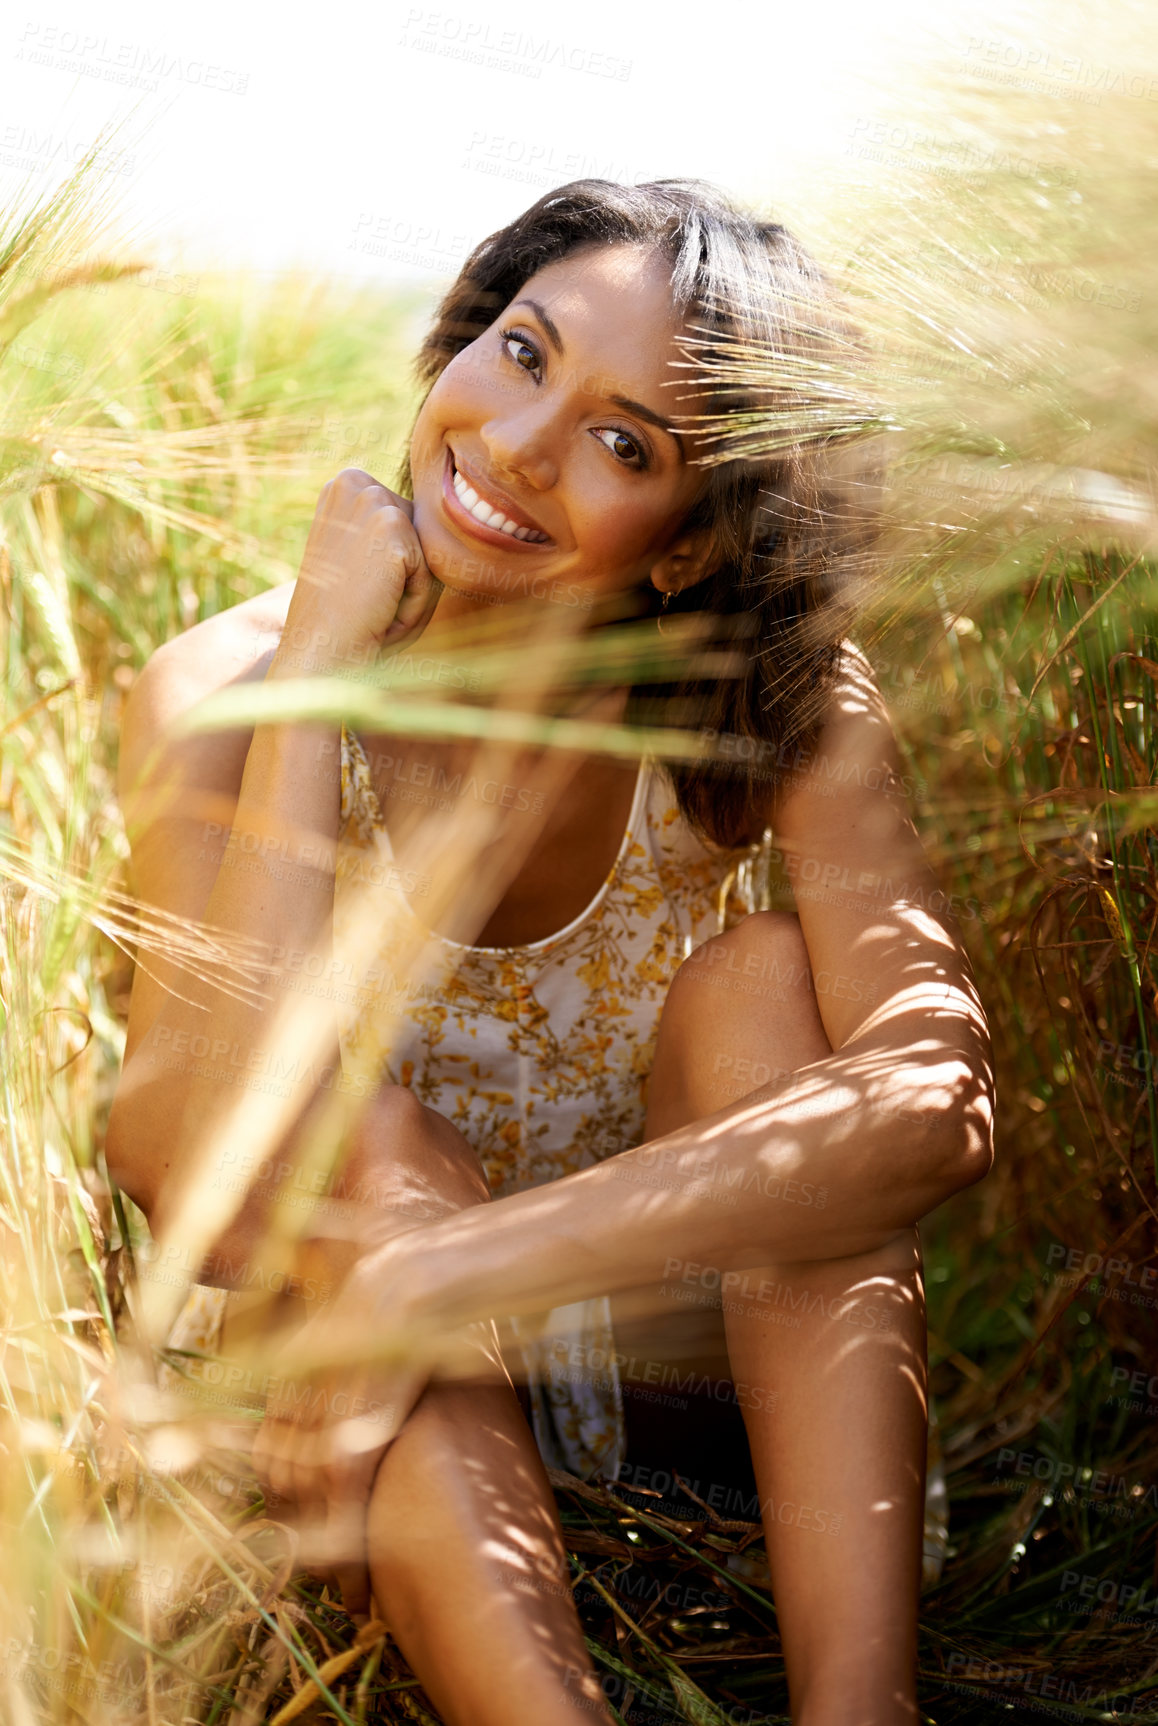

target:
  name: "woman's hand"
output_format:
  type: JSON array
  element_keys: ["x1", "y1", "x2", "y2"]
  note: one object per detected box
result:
[
  {"x1": 251, "y1": 1239, "x2": 428, "y2": 1618},
  {"x1": 275, "y1": 468, "x2": 442, "y2": 680}
]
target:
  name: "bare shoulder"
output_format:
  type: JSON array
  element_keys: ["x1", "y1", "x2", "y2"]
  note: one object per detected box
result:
[
  {"x1": 818, "y1": 638, "x2": 892, "y2": 734},
  {"x1": 770, "y1": 638, "x2": 921, "y2": 841},
  {"x1": 125, "y1": 581, "x2": 295, "y2": 731},
  {"x1": 118, "y1": 581, "x2": 296, "y2": 809}
]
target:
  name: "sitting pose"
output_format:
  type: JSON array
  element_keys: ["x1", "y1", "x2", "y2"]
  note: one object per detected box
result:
[{"x1": 106, "y1": 179, "x2": 994, "y2": 1726}]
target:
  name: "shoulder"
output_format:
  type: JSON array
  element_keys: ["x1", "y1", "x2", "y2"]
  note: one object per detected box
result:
[
  {"x1": 123, "y1": 580, "x2": 294, "y2": 737},
  {"x1": 118, "y1": 581, "x2": 296, "y2": 808},
  {"x1": 814, "y1": 638, "x2": 891, "y2": 744},
  {"x1": 769, "y1": 639, "x2": 921, "y2": 839}
]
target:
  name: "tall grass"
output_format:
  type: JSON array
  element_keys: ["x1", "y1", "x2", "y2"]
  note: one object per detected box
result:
[{"x1": 1, "y1": 14, "x2": 1156, "y2": 1718}]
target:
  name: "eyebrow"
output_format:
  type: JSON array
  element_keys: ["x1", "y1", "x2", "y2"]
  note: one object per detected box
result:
[{"x1": 510, "y1": 297, "x2": 686, "y2": 463}]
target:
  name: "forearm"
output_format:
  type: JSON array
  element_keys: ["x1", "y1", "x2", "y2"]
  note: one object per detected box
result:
[
  {"x1": 391, "y1": 1014, "x2": 990, "y2": 1334},
  {"x1": 109, "y1": 660, "x2": 343, "y2": 1225},
  {"x1": 193, "y1": 1087, "x2": 490, "y2": 1335}
]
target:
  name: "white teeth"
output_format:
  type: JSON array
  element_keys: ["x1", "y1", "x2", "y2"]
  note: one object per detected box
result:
[{"x1": 452, "y1": 461, "x2": 547, "y2": 543}]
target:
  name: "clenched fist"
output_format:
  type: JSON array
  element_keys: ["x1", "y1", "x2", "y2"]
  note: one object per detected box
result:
[{"x1": 274, "y1": 469, "x2": 442, "y2": 678}]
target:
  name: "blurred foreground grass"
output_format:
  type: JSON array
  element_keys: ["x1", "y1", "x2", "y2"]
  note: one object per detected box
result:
[{"x1": 2, "y1": 27, "x2": 1158, "y2": 1721}]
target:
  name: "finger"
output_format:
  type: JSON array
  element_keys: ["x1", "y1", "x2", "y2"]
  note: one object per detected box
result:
[
  {"x1": 292, "y1": 1444, "x2": 334, "y2": 1578},
  {"x1": 328, "y1": 1501, "x2": 372, "y2": 1621},
  {"x1": 254, "y1": 1417, "x2": 302, "y2": 1511},
  {"x1": 380, "y1": 552, "x2": 442, "y2": 649},
  {"x1": 326, "y1": 467, "x2": 382, "y2": 498},
  {"x1": 324, "y1": 1447, "x2": 384, "y2": 1619}
]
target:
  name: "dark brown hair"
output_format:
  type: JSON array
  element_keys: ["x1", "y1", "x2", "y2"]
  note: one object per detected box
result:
[{"x1": 396, "y1": 178, "x2": 872, "y2": 848}]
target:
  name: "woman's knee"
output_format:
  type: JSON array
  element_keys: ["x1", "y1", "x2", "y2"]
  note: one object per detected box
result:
[
  {"x1": 340, "y1": 1083, "x2": 492, "y2": 1212},
  {"x1": 645, "y1": 913, "x2": 828, "y2": 1133},
  {"x1": 665, "y1": 912, "x2": 824, "y2": 1049},
  {"x1": 680, "y1": 909, "x2": 809, "y2": 986}
]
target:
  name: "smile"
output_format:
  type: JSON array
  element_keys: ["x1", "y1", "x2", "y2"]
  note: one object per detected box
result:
[{"x1": 441, "y1": 449, "x2": 552, "y2": 546}]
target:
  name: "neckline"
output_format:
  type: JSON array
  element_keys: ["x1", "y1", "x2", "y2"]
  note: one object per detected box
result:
[{"x1": 345, "y1": 727, "x2": 651, "y2": 958}]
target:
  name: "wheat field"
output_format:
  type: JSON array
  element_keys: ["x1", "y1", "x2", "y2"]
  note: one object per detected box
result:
[{"x1": 1, "y1": 17, "x2": 1156, "y2": 1718}]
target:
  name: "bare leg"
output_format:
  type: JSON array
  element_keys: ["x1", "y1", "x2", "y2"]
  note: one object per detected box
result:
[
  {"x1": 642, "y1": 912, "x2": 927, "y2": 1726},
  {"x1": 340, "y1": 1090, "x2": 614, "y2": 1726}
]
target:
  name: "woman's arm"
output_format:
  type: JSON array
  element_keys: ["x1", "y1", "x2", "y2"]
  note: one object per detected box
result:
[
  {"x1": 105, "y1": 472, "x2": 442, "y2": 1292},
  {"x1": 311, "y1": 645, "x2": 994, "y2": 1355},
  {"x1": 104, "y1": 596, "x2": 344, "y2": 1269}
]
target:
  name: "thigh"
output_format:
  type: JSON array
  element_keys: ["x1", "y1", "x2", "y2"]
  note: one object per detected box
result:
[{"x1": 611, "y1": 912, "x2": 832, "y2": 1511}]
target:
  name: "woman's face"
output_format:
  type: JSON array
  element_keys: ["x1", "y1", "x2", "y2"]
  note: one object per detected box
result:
[{"x1": 408, "y1": 242, "x2": 713, "y2": 609}]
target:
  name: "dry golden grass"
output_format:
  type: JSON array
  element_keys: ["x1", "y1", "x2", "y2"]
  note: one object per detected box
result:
[{"x1": 1, "y1": 12, "x2": 1156, "y2": 1717}]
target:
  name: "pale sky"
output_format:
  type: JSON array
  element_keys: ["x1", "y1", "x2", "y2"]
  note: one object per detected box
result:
[{"x1": 0, "y1": 0, "x2": 1021, "y2": 287}]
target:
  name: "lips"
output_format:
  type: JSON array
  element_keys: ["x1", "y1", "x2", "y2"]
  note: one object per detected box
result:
[{"x1": 441, "y1": 447, "x2": 553, "y2": 547}]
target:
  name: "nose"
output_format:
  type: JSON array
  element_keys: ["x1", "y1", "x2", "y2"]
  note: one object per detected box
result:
[{"x1": 478, "y1": 404, "x2": 560, "y2": 492}]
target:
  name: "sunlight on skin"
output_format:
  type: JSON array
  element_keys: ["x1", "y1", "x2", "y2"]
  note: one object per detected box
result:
[
  {"x1": 407, "y1": 245, "x2": 720, "y2": 619},
  {"x1": 217, "y1": 972, "x2": 992, "y2": 1462},
  {"x1": 105, "y1": 226, "x2": 993, "y2": 1723},
  {"x1": 127, "y1": 620, "x2": 623, "y2": 1336},
  {"x1": 114, "y1": 243, "x2": 736, "y2": 1342},
  {"x1": 251, "y1": 990, "x2": 990, "y2": 1379}
]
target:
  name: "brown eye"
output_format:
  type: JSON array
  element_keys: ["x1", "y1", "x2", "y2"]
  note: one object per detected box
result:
[
  {"x1": 500, "y1": 330, "x2": 540, "y2": 375},
  {"x1": 593, "y1": 426, "x2": 646, "y2": 469}
]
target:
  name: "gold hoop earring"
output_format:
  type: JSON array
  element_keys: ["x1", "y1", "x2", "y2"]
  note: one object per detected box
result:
[{"x1": 656, "y1": 590, "x2": 672, "y2": 637}]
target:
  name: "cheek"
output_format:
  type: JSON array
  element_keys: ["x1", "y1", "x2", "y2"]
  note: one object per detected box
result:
[
  {"x1": 434, "y1": 343, "x2": 502, "y2": 420},
  {"x1": 569, "y1": 484, "x2": 675, "y2": 567}
]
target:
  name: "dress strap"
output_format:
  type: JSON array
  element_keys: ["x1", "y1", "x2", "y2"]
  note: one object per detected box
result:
[{"x1": 339, "y1": 723, "x2": 388, "y2": 838}]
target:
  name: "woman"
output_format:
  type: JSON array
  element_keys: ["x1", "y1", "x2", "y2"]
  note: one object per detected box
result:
[{"x1": 106, "y1": 180, "x2": 994, "y2": 1726}]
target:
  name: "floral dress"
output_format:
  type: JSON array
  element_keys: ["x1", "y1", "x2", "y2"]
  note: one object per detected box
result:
[
  {"x1": 162, "y1": 726, "x2": 763, "y2": 1478},
  {"x1": 330, "y1": 727, "x2": 766, "y2": 1477},
  {"x1": 161, "y1": 726, "x2": 948, "y2": 1584}
]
